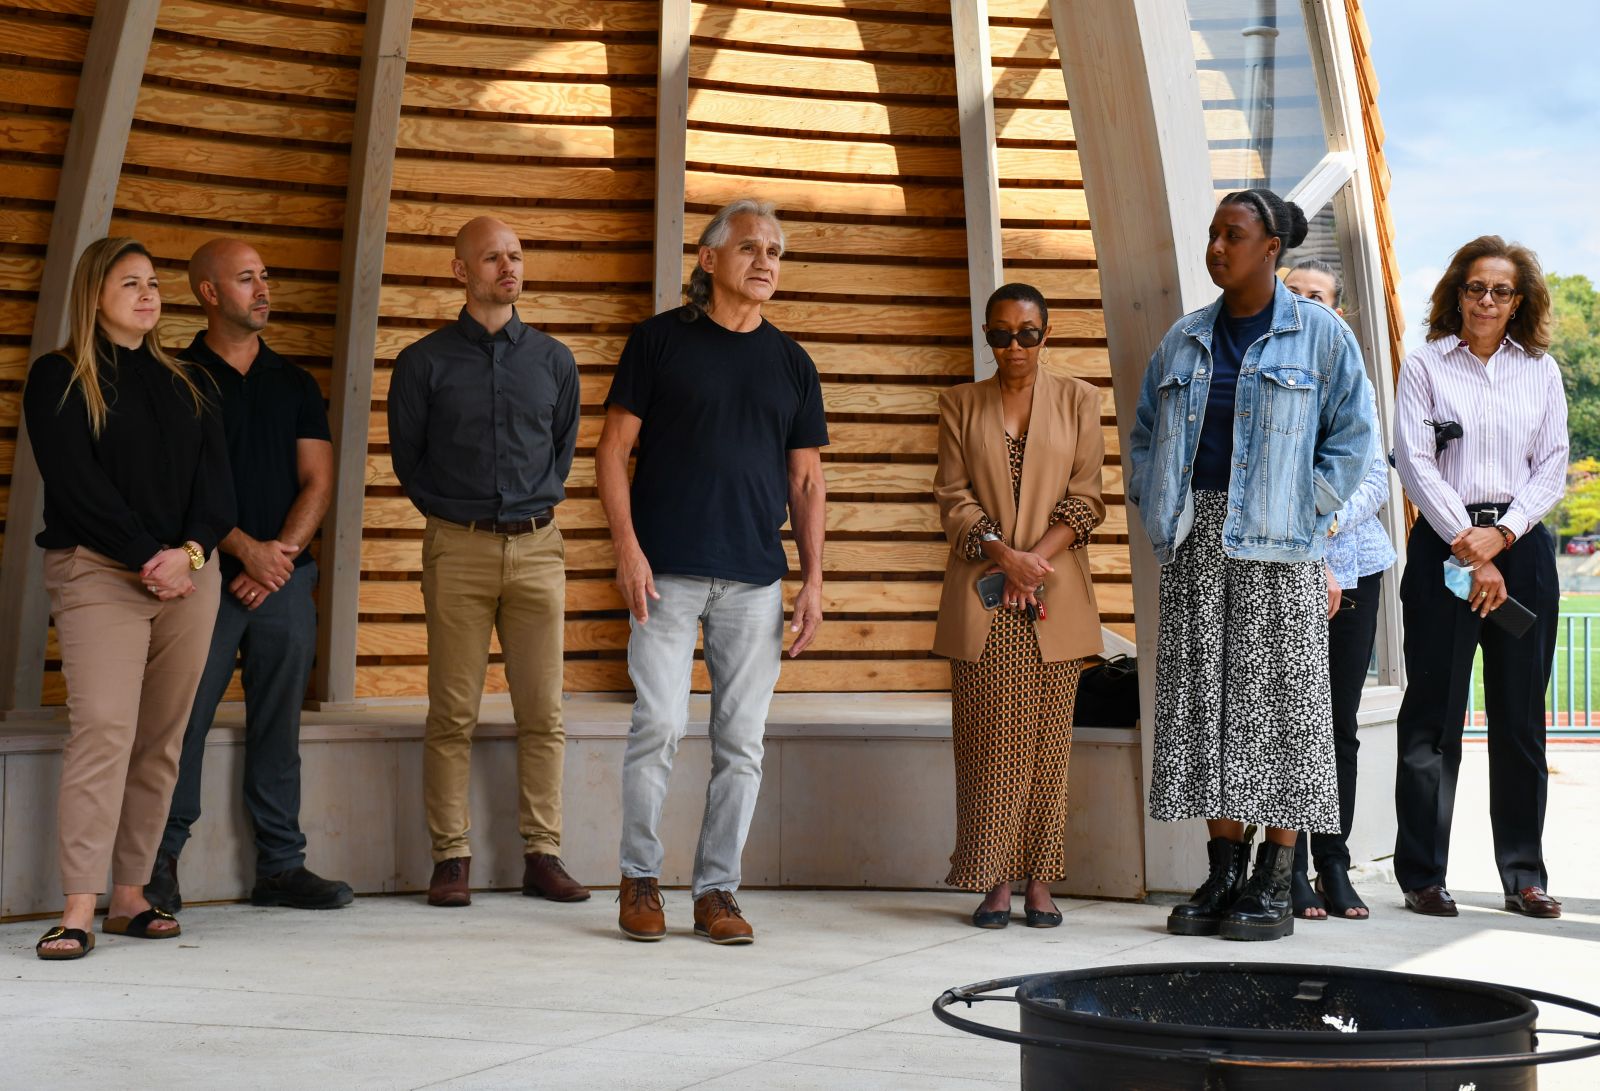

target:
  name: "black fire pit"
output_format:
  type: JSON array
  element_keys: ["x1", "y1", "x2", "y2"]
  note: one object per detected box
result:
[{"x1": 933, "y1": 963, "x2": 1600, "y2": 1090}]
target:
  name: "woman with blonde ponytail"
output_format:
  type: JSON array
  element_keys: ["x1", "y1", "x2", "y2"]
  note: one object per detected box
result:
[{"x1": 23, "y1": 237, "x2": 235, "y2": 960}]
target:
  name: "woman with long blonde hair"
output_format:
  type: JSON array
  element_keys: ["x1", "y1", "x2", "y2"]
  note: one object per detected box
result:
[{"x1": 24, "y1": 236, "x2": 235, "y2": 959}]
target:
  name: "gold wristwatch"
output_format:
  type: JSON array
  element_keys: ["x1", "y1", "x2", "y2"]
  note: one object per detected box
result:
[{"x1": 182, "y1": 540, "x2": 206, "y2": 570}]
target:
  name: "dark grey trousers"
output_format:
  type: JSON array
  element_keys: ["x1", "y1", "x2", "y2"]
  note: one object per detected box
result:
[{"x1": 159, "y1": 561, "x2": 317, "y2": 876}]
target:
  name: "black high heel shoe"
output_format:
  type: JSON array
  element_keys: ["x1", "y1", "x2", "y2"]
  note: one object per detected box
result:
[{"x1": 1315, "y1": 863, "x2": 1370, "y2": 920}]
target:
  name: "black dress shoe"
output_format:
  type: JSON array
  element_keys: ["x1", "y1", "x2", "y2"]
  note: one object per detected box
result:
[
  {"x1": 1403, "y1": 885, "x2": 1458, "y2": 917},
  {"x1": 145, "y1": 852, "x2": 182, "y2": 915},
  {"x1": 251, "y1": 866, "x2": 355, "y2": 909},
  {"x1": 1024, "y1": 907, "x2": 1063, "y2": 928},
  {"x1": 971, "y1": 906, "x2": 1010, "y2": 929}
]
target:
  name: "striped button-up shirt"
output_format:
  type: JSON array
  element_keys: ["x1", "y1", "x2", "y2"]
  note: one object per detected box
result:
[{"x1": 1394, "y1": 335, "x2": 1568, "y2": 540}]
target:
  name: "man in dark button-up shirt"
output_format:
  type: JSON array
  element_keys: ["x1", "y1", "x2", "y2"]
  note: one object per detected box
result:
[
  {"x1": 147, "y1": 238, "x2": 353, "y2": 917},
  {"x1": 387, "y1": 216, "x2": 587, "y2": 909}
]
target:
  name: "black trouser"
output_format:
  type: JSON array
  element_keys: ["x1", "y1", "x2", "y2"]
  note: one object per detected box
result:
[
  {"x1": 1393, "y1": 521, "x2": 1557, "y2": 895},
  {"x1": 1295, "y1": 569, "x2": 1384, "y2": 878},
  {"x1": 159, "y1": 561, "x2": 317, "y2": 876}
]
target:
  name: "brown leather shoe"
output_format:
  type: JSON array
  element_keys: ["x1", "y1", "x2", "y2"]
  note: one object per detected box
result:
[
  {"x1": 618, "y1": 876, "x2": 666, "y2": 941},
  {"x1": 1403, "y1": 885, "x2": 1458, "y2": 917},
  {"x1": 427, "y1": 856, "x2": 471, "y2": 907},
  {"x1": 1505, "y1": 886, "x2": 1562, "y2": 918},
  {"x1": 523, "y1": 853, "x2": 590, "y2": 902},
  {"x1": 693, "y1": 889, "x2": 754, "y2": 945}
]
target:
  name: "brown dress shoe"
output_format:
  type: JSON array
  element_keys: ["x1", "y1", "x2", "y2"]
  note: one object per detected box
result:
[
  {"x1": 1403, "y1": 885, "x2": 1458, "y2": 917},
  {"x1": 693, "y1": 889, "x2": 754, "y2": 945},
  {"x1": 618, "y1": 876, "x2": 666, "y2": 941},
  {"x1": 523, "y1": 853, "x2": 590, "y2": 902},
  {"x1": 428, "y1": 857, "x2": 471, "y2": 907},
  {"x1": 1505, "y1": 886, "x2": 1562, "y2": 918}
]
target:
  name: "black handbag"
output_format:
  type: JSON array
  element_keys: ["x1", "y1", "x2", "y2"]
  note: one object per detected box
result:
[{"x1": 1072, "y1": 654, "x2": 1139, "y2": 728}]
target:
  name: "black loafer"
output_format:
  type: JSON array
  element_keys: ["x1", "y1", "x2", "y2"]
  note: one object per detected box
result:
[
  {"x1": 1024, "y1": 908, "x2": 1062, "y2": 928},
  {"x1": 971, "y1": 907, "x2": 1010, "y2": 929}
]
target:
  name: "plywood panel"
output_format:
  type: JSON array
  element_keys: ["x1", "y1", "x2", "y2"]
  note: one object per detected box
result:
[
  {"x1": 144, "y1": 40, "x2": 360, "y2": 101},
  {"x1": 155, "y1": 1, "x2": 364, "y2": 56}
]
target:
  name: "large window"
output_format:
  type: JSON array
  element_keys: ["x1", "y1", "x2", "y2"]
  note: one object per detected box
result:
[{"x1": 1188, "y1": 0, "x2": 1407, "y2": 689}]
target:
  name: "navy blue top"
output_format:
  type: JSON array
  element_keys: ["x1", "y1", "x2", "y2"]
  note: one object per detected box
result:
[{"x1": 1193, "y1": 303, "x2": 1272, "y2": 491}]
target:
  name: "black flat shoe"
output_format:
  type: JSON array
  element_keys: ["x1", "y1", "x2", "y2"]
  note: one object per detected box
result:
[
  {"x1": 971, "y1": 907, "x2": 1010, "y2": 929},
  {"x1": 1315, "y1": 865, "x2": 1369, "y2": 920},
  {"x1": 1024, "y1": 908, "x2": 1062, "y2": 928}
]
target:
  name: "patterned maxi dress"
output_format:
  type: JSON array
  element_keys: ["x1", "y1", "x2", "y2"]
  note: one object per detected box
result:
[{"x1": 946, "y1": 432, "x2": 1100, "y2": 889}]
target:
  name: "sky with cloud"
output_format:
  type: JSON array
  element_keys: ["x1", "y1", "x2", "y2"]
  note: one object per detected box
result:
[{"x1": 1364, "y1": 3, "x2": 1600, "y2": 349}]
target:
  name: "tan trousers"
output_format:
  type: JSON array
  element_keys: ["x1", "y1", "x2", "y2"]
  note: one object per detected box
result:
[
  {"x1": 421, "y1": 517, "x2": 566, "y2": 861},
  {"x1": 45, "y1": 547, "x2": 221, "y2": 894}
]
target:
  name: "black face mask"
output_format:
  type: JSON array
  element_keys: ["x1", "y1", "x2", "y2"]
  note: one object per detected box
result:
[{"x1": 1425, "y1": 418, "x2": 1463, "y2": 455}]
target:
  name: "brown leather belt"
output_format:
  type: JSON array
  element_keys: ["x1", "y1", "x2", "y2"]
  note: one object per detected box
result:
[{"x1": 455, "y1": 510, "x2": 553, "y2": 536}]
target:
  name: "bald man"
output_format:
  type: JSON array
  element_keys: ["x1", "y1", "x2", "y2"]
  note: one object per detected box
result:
[
  {"x1": 388, "y1": 218, "x2": 585, "y2": 907},
  {"x1": 146, "y1": 239, "x2": 351, "y2": 914}
]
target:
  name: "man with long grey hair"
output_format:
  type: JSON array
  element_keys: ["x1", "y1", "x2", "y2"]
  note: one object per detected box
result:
[{"x1": 596, "y1": 199, "x2": 828, "y2": 944}]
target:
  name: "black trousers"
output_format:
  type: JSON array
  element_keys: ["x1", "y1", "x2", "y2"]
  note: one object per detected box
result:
[
  {"x1": 1393, "y1": 522, "x2": 1557, "y2": 895},
  {"x1": 1295, "y1": 569, "x2": 1384, "y2": 877}
]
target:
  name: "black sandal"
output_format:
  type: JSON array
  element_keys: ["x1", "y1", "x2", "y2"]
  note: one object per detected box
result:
[
  {"x1": 1292, "y1": 871, "x2": 1326, "y2": 920},
  {"x1": 36, "y1": 926, "x2": 94, "y2": 960},
  {"x1": 102, "y1": 907, "x2": 181, "y2": 939},
  {"x1": 1315, "y1": 866, "x2": 1369, "y2": 920}
]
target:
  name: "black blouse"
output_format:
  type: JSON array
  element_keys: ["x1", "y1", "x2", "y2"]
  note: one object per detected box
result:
[{"x1": 24, "y1": 340, "x2": 237, "y2": 570}]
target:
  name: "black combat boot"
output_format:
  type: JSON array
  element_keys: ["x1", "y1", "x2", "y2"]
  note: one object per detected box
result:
[
  {"x1": 1220, "y1": 840, "x2": 1296, "y2": 941},
  {"x1": 1167, "y1": 834, "x2": 1253, "y2": 936}
]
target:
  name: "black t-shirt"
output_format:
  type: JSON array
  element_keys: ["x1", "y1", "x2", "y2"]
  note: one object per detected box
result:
[
  {"x1": 1193, "y1": 303, "x2": 1272, "y2": 491},
  {"x1": 180, "y1": 333, "x2": 331, "y2": 580},
  {"x1": 605, "y1": 307, "x2": 829, "y2": 584}
]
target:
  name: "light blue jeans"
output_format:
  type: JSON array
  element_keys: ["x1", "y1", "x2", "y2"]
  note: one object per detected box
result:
[{"x1": 619, "y1": 575, "x2": 783, "y2": 898}]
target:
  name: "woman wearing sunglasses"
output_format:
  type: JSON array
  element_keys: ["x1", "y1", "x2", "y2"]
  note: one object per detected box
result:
[
  {"x1": 1127, "y1": 190, "x2": 1376, "y2": 942},
  {"x1": 933, "y1": 283, "x2": 1106, "y2": 929},
  {"x1": 1392, "y1": 237, "x2": 1566, "y2": 921}
]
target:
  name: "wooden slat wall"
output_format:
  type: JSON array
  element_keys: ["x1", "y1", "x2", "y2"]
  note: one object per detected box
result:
[
  {"x1": 355, "y1": 2, "x2": 659, "y2": 698},
  {"x1": 0, "y1": 0, "x2": 95, "y2": 664},
  {"x1": 36, "y1": 0, "x2": 364, "y2": 703},
  {"x1": 989, "y1": 0, "x2": 1132, "y2": 645},
  {"x1": 1345, "y1": 0, "x2": 1404, "y2": 384}
]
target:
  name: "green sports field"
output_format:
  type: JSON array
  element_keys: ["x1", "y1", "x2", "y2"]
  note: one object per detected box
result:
[{"x1": 1467, "y1": 593, "x2": 1600, "y2": 728}]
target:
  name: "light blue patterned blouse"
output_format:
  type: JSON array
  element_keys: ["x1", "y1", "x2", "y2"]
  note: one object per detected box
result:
[{"x1": 1326, "y1": 453, "x2": 1397, "y2": 589}]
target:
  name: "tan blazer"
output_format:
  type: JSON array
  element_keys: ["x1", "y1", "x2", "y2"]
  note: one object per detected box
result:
[{"x1": 932, "y1": 367, "x2": 1106, "y2": 663}]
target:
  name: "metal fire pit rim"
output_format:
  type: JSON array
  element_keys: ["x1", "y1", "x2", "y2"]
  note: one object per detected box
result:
[
  {"x1": 931, "y1": 965, "x2": 1600, "y2": 1073},
  {"x1": 1011, "y1": 960, "x2": 1537, "y2": 1045}
]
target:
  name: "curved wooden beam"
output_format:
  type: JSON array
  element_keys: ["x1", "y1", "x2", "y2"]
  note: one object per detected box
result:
[{"x1": 0, "y1": 1, "x2": 160, "y2": 718}]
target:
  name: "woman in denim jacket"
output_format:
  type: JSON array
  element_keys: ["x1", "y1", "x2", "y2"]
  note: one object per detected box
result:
[{"x1": 1127, "y1": 191, "x2": 1377, "y2": 942}]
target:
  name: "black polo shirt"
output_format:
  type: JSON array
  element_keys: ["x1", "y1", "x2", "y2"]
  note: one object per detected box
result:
[{"x1": 180, "y1": 332, "x2": 331, "y2": 580}]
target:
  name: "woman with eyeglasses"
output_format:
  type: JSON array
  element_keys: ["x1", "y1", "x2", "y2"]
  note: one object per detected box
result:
[
  {"x1": 1282, "y1": 260, "x2": 1396, "y2": 923},
  {"x1": 1392, "y1": 237, "x2": 1567, "y2": 921},
  {"x1": 933, "y1": 282, "x2": 1106, "y2": 929},
  {"x1": 1128, "y1": 190, "x2": 1376, "y2": 942}
]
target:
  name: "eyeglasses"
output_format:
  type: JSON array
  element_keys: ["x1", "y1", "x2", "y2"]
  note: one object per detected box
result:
[
  {"x1": 1461, "y1": 281, "x2": 1516, "y2": 303},
  {"x1": 984, "y1": 327, "x2": 1045, "y2": 349}
]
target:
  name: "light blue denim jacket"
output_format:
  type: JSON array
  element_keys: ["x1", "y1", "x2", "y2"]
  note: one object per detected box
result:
[{"x1": 1127, "y1": 281, "x2": 1377, "y2": 565}]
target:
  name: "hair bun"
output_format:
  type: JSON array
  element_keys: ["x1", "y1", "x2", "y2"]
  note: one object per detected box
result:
[{"x1": 1285, "y1": 202, "x2": 1309, "y2": 250}]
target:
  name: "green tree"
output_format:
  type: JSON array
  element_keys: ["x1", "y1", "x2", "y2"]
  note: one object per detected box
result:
[
  {"x1": 1550, "y1": 272, "x2": 1600, "y2": 460},
  {"x1": 1556, "y1": 457, "x2": 1600, "y2": 538}
]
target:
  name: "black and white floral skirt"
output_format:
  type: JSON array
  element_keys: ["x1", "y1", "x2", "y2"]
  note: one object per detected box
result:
[{"x1": 1149, "y1": 490, "x2": 1340, "y2": 833}]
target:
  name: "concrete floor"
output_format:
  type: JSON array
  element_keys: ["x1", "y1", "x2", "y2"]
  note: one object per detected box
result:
[{"x1": 3, "y1": 746, "x2": 1597, "y2": 1090}]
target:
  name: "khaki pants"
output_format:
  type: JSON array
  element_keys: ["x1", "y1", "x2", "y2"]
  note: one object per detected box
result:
[
  {"x1": 45, "y1": 547, "x2": 221, "y2": 894},
  {"x1": 421, "y1": 517, "x2": 566, "y2": 862}
]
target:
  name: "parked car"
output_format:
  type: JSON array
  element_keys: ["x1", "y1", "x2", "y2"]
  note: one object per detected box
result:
[{"x1": 1566, "y1": 536, "x2": 1597, "y2": 555}]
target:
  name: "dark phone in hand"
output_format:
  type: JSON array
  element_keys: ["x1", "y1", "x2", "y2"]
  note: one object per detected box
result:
[{"x1": 976, "y1": 571, "x2": 1006, "y2": 610}]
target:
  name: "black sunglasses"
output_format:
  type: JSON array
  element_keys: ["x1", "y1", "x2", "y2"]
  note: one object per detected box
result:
[{"x1": 984, "y1": 327, "x2": 1045, "y2": 349}]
